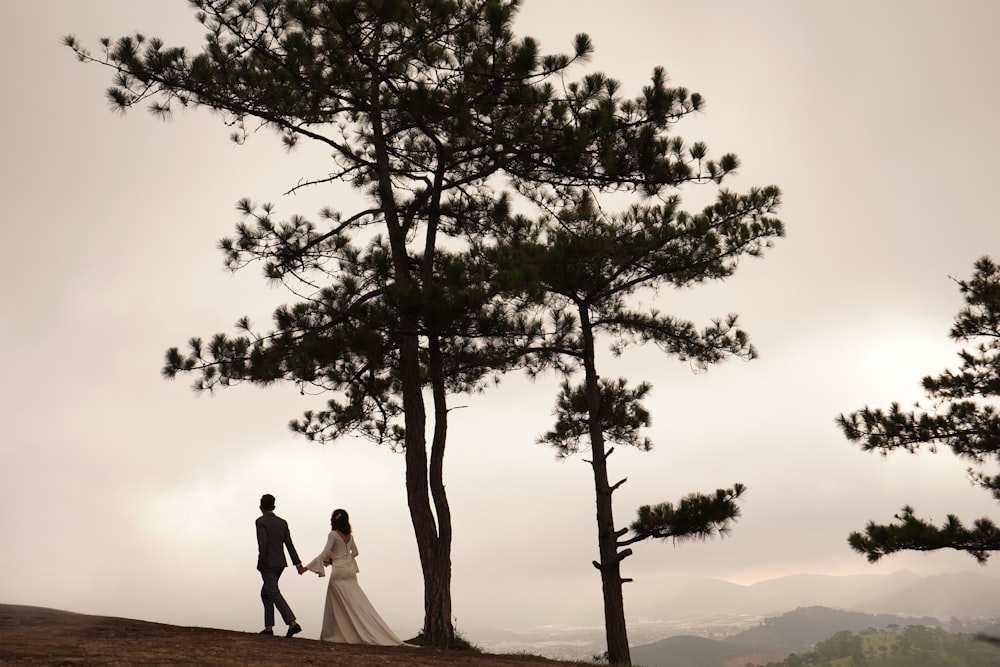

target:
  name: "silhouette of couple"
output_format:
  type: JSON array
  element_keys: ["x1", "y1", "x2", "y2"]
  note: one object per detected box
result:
[{"x1": 255, "y1": 493, "x2": 402, "y2": 645}]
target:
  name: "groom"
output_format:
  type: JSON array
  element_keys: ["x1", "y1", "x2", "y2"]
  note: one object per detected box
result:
[{"x1": 255, "y1": 493, "x2": 306, "y2": 637}]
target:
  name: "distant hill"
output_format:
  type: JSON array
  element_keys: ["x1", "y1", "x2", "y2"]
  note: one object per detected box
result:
[
  {"x1": 727, "y1": 605, "x2": 940, "y2": 650},
  {"x1": 747, "y1": 571, "x2": 922, "y2": 614},
  {"x1": 857, "y1": 571, "x2": 1000, "y2": 617},
  {"x1": 758, "y1": 625, "x2": 1000, "y2": 667},
  {"x1": 627, "y1": 570, "x2": 1000, "y2": 621},
  {"x1": 630, "y1": 606, "x2": 941, "y2": 667},
  {"x1": 630, "y1": 634, "x2": 745, "y2": 667}
]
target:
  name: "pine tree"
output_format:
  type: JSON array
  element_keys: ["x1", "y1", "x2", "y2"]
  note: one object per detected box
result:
[
  {"x1": 838, "y1": 256, "x2": 1000, "y2": 564},
  {"x1": 490, "y1": 184, "x2": 783, "y2": 664},
  {"x1": 67, "y1": 0, "x2": 587, "y2": 644}
]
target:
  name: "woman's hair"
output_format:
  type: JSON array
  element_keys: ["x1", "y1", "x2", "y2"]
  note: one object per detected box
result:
[{"x1": 330, "y1": 508, "x2": 352, "y2": 534}]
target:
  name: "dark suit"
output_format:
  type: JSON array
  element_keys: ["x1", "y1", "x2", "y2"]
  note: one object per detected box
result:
[{"x1": 256, "y1": 511, "x2": 302, "y2": 627}]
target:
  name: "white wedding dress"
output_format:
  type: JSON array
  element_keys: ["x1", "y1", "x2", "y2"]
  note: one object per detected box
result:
[{"x1": 305, "y1": 531, "x2": 402, "y2": 646}]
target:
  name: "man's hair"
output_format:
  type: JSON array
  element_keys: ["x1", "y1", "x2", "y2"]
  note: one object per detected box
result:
[{"x1": 260, "y1": 494, "x2": 276, "y2": 511}]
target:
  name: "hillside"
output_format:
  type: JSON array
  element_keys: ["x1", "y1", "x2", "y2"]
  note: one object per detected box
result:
[
  {"x1": 630, "y1": 606, "x2": 945, "y2": 667},
  {"x1": 0, "y1": 604, "x2": 593, "y2": 667},
  {"x1": 755, "y1": 625, "x2": 1000, "y2": 666},
  {"x1": 726, "y1": 606, "x2": 940, "y2": 649}
]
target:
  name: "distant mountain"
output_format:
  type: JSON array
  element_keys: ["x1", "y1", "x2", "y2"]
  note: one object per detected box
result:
[
  {"x1": 628, "y1": 570, "x2": 999, "y2": 621},
  {"x1": 630, "y1": 606, "x2": 942, "y2": 667},
  {"x1": 747, "y1": 570, "x2": 922, "y2": 613},
  {"x1": 855, "y1": 571, "x2": 1000, "y2": 618}
]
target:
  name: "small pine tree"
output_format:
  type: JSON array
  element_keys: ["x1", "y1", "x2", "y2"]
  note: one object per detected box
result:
[{"x1": 493, "y1": 183, "x2": 782, "y2": 664}]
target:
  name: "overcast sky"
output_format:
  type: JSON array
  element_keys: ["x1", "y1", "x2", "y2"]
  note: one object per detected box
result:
[{"x1": 3, "y1": 0, "x2": 1000, "y2": 647}]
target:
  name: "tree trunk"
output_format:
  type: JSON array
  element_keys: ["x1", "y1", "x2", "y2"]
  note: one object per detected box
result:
[
  {"x1": 399, "y1": 331, "x2": 447, "y2": 643},
  {"x1": 593, "y1": 451, "x2": 630, "y2": 664},
  {"x1": 420, "y1": 547, "x2": 453, "y2": 642},
  {"x1": 373, "y1": 137, "x2": 455, "y2": 647},
  {"x1": 396, "y1": 331, "x2": 454, "y2": 646},
  {"x1": 426, "y1": 334, "x2": 454, "y2": 644},
  {"x1": 591, "y1": 434, "x2": 632, "y2": 664},
  {"x1": 371, "y1": 101, "x2": 454, "y2": 646},
  {"x1": 580, "y1": 310, "x2": 632, "y2": 665}
]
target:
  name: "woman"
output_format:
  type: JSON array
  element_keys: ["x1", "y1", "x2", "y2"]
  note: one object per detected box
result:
[{"x1": 303, "y1": 509, "x2": 403, "y2": 645}]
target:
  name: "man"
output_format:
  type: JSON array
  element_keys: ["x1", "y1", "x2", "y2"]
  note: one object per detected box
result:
[{"x1": 255, "y1": 493, "x2": 306, "y2": 637}]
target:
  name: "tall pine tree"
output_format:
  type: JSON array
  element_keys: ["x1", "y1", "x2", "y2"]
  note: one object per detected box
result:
[{"x1": 68, "y1": 0, "x2": 585, "y2": 644}]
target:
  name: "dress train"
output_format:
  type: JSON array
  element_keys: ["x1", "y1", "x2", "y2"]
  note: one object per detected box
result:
[{"x1": 305, "y1": 531, "x2": 402, "y2": 646}]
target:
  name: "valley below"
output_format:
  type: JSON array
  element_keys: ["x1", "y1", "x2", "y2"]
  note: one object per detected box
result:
[{"x1": 472, "y1": 570, "x2": 1000, "y2": 662}]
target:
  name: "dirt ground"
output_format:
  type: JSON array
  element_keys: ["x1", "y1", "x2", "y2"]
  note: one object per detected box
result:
[{"x1": 0, "y1": 604, "x2": 594, "y2": 667}]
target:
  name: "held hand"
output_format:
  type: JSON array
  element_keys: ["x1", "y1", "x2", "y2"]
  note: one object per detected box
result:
[{"x1": 296, "y1": 564, "x2": 307, "y2": 575}]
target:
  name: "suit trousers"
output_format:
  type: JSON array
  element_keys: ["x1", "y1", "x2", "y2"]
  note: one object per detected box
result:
[{"x1": 259, "y1": 566, "x2": 295, "y2": 627}]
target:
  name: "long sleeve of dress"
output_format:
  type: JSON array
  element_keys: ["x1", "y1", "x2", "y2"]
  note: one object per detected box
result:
[
  {"x1": 304, "y1": 553, "x2": 327, "y2": 576},
  {"x1": 304, "y1": 532, "x2": 339, "y2": 577}
]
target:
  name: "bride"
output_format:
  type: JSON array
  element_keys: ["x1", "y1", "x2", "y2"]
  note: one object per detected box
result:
[{"x1": 303, "y1": 508, "x2": 403, "y2": 645}]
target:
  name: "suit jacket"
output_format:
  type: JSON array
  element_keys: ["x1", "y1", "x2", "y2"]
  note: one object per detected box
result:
[{"x1": 256, "y1": 511, "x2": 301, "y2": 571}]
